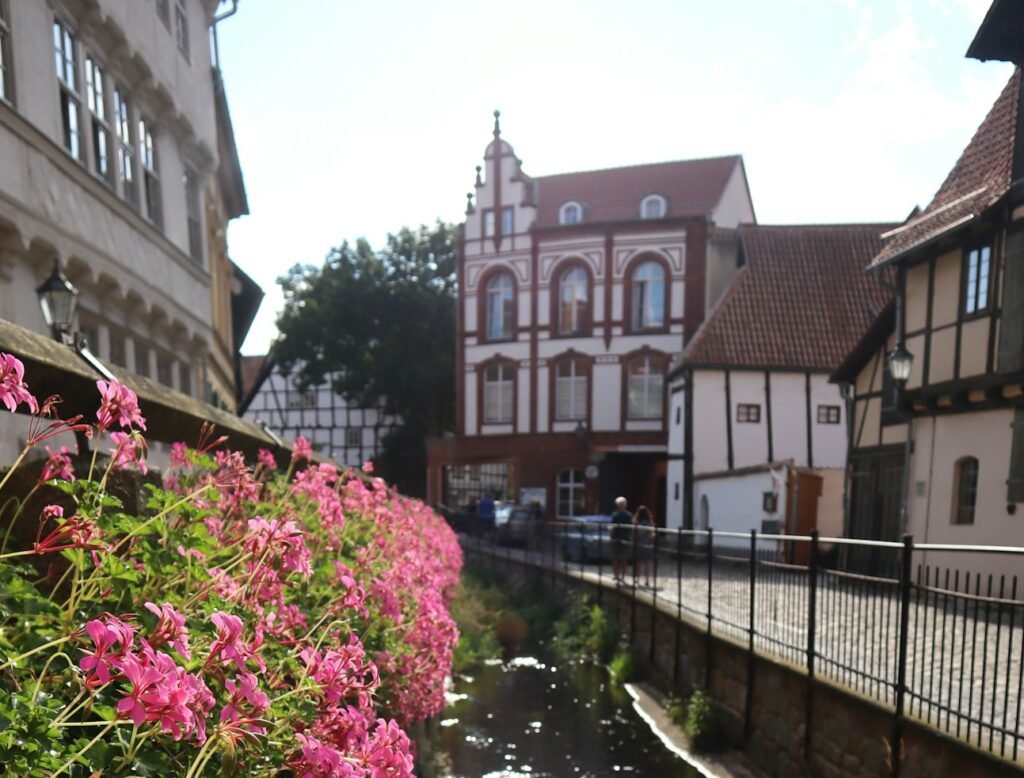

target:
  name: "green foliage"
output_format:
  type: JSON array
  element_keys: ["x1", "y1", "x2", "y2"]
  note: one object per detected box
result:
[
  {"x1": 449, "y1": 577, "x2": 503, "y2": 672},
  {"x1": 275, "y1": 222, "x2": 457, "y2": 496},
  {"x1": 683, "y1": 688, "x2": 719, "y2": 752},
  {"x1": 664, "y1": 693, "x2": 686, "y2": 728},
  {"x1": 552, "y1": 596, "x2": 617, "y2": 664},
  {"x1": 608, "y1": 648, "x2": 637, "y2": 684}
]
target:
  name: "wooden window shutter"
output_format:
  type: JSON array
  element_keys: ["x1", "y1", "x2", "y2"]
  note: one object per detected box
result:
[
  {"x1": 1007, "y1": 407, "x2": 1024, "y2": 503},
  {"x1": 997, "y1": 229, "x2": 1024, "y2": 373}
]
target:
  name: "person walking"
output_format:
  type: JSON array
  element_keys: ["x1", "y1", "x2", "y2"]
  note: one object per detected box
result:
[
  {"x1": 611, "y1": 496, "x2": 632, "y2": 582},
  {"x1": 632, "y1": 505, "x2": 655, "y2": 587}
]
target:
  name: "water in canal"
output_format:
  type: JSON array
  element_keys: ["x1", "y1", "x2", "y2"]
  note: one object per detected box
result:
[{"x1": 421, "y1": 649, "x2": 701, "y2": 777}]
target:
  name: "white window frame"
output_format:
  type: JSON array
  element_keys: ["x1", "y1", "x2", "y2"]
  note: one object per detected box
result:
[
  {"x1": 184, "y1": 166, "x2": 203, "y2": 263},
  {"x1": 85, "y1": 54, "x2": 112, "y2": 183},
  {"x1": 558, "y1": 266, "x2": 588, "y2": 335},
  {"x1": 631, "y1": 260, "x2": 666, "y2": 330},
  {"x1": 54, "y1": 18, "x2": 82, "y2": 161},
  {"x1": 965, "y1": 245, "x2": 991, "y2": 315},
  {"x1": 139, "y1": 116, "x2": 162, "y2": 228},
  {"x1": 557, "y1": 468, "x2": 585, "y2": 519},
  {"x1": 640, "y1": 193, "x2": 667, "y2": 219},
  {"x1": 114, "y1": 86, "x2": 136, "y2": 206},
  {"x1": 482, "y1": 208, "x2": 495, "y2": 238},
  {"x1": 559, "y1": 201, "x2": 583, "y2": 225},
  {"x1": 501, "y1": 205, "x2": 513, "y2": 235},
  {"x1": 554, "y1": 358, "x2": 587, "y2": 421},
  {"x1": 174, "y1": 0, "x2": 190, "y2": 60},
  {"x1": 483, "y1": 363, "x2": 514, "y2": 424},
  {"x1": 627, "y1": 355, "x2": 664, "y2": 420},
  {"x1": 485, "y1": 272, "x2": 515, "y2": 340}
]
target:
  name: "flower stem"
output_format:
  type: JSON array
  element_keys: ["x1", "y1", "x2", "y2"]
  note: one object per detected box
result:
[{"x1": 51, "y1": 720, "x2": 116, "y2": 776}]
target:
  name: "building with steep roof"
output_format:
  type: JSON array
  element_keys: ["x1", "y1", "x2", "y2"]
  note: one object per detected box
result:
[
  {"x1": 832, "y1": 65, "x2": 1024, "y2": 574},
  {"x1": 426, "y1": 113, "x2": 755, "y2": 520},
  {"x1": 667, "y1": 223, "x2": 893, "y2": 533}
]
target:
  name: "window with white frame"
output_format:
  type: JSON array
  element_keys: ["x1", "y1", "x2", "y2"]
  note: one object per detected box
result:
[
  {"x1": 558, "y1": 266, "x2": 589, "y2": 335},
  {"x1": 483, "y1": 363, "x2": 514, "y2": 423},
  {"x1": 501, "y1": 206, "x2": 513, "y2": 235},
  {"x1": 0, "y1": 0, "x2": 13, "y2": 104},
  {"x1": 631, "y1": 260, "x2": 665, "y2": 330},
  {"x1": 156, "y1": 354, "x2": 173, "y2": 386},
  {"x1": 485, "y1": 272, "x2": 515, "y2": 340},
  {"x1": 482, "y1": 209, "x2": 495, "y2": 237},
  {"x1": 178, "y1": 363, "x2": 192, "y2": 395},
  {"x1": 965, "y1": 245, "x2": 991, "y2": 315},
  {"x1": 85, "y1": 56, "x2": 112, "y2": 182},
  {"x1": 640, "y1": 194, "x2": 666, "y2": 219},
  {"x1": 559, "y1": 201, "x2": 583, "y2": 225},
  {"x1": 174, "y1": 0, "x2": 190, "y2": 60},
  {"x1": 555, "y1": 358, "x2": 587, "y2": 421},
  {"x1": 953, "y1": 457, "x2": 979, "y2": 525},
  {"x1": 139, "y1": 117, "x2": 162, "y2": 228},
  {"x1": 557, "y1": 468, "x2": 585, "y2": 518},
  {"x1": 627, "y1": 355, "x2": 664, "y2": 419},
  {"x1": 345, "y1": 428, "x2": 361, "y2": 447},
  {"x1": 184, "y1": 167, "x2": 203, "y2": 263},
  {"x1": 114, "y1": 87, "x2": 136, "y2": 206},
  {"x1": 736, "y1": 403, "x2": 761, "y2": 423},
  {"x1": 817, "y1": 404, "x2": 841, "y2": 424},
  {"x1": 53, "y1": 19, "x2": 82, "y2": 160}
]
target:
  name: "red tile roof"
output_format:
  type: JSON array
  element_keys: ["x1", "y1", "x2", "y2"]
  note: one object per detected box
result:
[
  {"x1": 681, "y1": 224, "x2": 896, "y2": 371},
  {"x1": 533, "y1": 155, "x2": 744, "y2": 228},
  {"x1": 870, "y1": 68, "x2": 1021, "y2": 268}
]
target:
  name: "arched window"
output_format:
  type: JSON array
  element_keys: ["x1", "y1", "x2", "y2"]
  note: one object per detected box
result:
[
  {"x1": 560, "y1": 201, "x2": 583, "y2": 225},
  {"x1": 482, "y1": 362, "x2": 515, "y2": 424},
  {"x1": 640, "y1": 194, "x2": 666, "y2": 219},
  {"x1": 554, "y1": 358, "x2": 587, "y2": 421},
  {"x1": 485, "y1": 272, "x2": 515, "y2": 340},
  {"x1": 630, "y1": 260, "x2": 665, "y2": 331},
  {"x1": 557, "y1": 468, "x2": 585, "y2": 518},
  {"x1": 953, "y1": 457, "x2": 979, "y2": 525},
  {"x1": 626, "y1": 354, "x2": 664, "y2": 419},
  {"x1": 558, "y1": 265, "x2": 589, "y2": 335}
]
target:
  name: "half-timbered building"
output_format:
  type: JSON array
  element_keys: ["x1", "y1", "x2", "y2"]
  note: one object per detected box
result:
[
  {"x1": 240, "y1": 356, "x2": 400, "y2": 468},
  {"x1": 425, "y1": 113, "x2": 755, "y2": 520},
  {"x1": 667, "y1": 224, "x2": 893, "y2": 533},
  {"x1": 832, "y1": 66, "x2": 1023, "y2": 577}
]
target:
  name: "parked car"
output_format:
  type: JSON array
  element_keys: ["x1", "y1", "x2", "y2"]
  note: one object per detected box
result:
[
  {"x1": 559, "y1": 515, "x2": 613, "y2": 562},
  {"x1": 496, "y1": 505, "x2": 533, "y2": 546}
]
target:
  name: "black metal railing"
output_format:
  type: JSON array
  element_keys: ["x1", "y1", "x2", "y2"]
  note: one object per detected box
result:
[{"x1": 457, "y1": 518, "x2": 1024, "y2": 766}]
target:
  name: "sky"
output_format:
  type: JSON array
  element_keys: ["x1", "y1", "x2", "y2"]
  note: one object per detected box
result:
[{"x1": 215, "y1": 0, "x2": 1015, "y2": 356}]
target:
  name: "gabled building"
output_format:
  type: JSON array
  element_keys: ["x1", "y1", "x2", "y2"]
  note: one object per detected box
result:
[
  {"x1": 667, "y1": 223, "x2": 893, "y2": 534},
  {"x1": 832, "y1": 66, "x2": 1023, "y2": 576},
  {"x1": 426, "y1": 113, "x2": 755, "y2": 520}
]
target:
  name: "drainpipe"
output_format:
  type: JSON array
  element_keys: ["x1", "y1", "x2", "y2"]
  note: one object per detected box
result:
[{"x1": 211, "y1": 0, "x2": 241, "y2": 71}]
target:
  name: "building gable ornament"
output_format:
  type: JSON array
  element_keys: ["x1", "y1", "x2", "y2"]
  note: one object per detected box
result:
[
  {"x1": 615, "y1": 247, "x2": 681, "y2": 275},
  {"x1": 465, "y1": 259, "x2": 529, "y2": 291},
  {"x1": 540, "y1": 251, "x2": 604, "y2": 283},
  {"x1": 595, "y1": 355, "x2": 620, "y2": 364}
]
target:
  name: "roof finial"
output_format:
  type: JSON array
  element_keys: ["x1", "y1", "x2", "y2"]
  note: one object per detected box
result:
[
  {"x1": 493, "y1": 109, "x2": 501, "y2": 138},
  {"x1": 475, "y1": 165, "x2": 483, "y2": 187},
  {"x1": 466, "y1": 192, "x2": 475, "y2": 213}
]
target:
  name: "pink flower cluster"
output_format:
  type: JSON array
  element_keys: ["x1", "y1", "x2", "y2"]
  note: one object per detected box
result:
[{"x1": 0, "y1": 353, "x2": 38, "y2": 414}]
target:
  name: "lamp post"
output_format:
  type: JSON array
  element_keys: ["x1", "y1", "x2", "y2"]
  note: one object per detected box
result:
[
  {"x1": 889, "y1": 341, "x2": 914, "y2": 539},
  {"x1": 36, "y1": 260, "x2": 79, "y2": 345}
]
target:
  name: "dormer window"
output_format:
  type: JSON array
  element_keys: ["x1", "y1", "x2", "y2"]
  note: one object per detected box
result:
[
  {"x1": 560, "y1": 201, "x2": 583, "y2": 226},
  {"x1": 641, "y1": 194, "x2": 667, "y2": 219}
]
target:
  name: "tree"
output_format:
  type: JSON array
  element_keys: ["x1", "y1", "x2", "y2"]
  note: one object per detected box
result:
[{"x1": 275, "y1": 222, "x2": 456, "y2": 496}]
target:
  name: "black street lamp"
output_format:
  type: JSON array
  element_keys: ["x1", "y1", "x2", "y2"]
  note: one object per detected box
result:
[
  {"x1": 889, "y1": 343, "x2": 914, "y2": 384},
  {"x1": 36, "y1": 260, "x2": 79, "y2": 343}
]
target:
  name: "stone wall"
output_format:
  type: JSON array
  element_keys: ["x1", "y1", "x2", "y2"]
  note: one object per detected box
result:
[{"x1": 465, "y1": 548, "x2": 1023, "y2": 778}]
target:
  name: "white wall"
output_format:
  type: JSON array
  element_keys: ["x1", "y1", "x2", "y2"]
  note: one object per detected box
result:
[{"x1": 695, "y1": 469, "x2": 786, "y2": 535}]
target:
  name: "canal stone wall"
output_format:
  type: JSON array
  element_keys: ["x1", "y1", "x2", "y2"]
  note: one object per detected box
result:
[{"x1": 464, "y1": 548, "x2": 1024, "y2": 778}]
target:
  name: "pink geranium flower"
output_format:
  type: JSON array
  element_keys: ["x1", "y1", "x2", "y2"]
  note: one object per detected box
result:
[
  {"x1": 292, "y1": 435, "x2": 312, "y2": 463},
  {"x1": 258, "y1": 448, "x2": 277, "y2": 470},
  {"x1": 0, "y1": 353, "x2": 38, "y2": 414},
  {"x1": 79, "y1": 614, "x2": 136, "y2": 687},
  {"x1": 39, "y1": 446, "x2": 75, "y2": 483},
  {"x1": 110, "y1": 431, "x2": 148, "y2": 475},
  {"x1": 144, "y1": 602, "x2": 191, "y2": 660},
  {"x1": 96, "y1": 379, "x2": 146, "y2": 431}
]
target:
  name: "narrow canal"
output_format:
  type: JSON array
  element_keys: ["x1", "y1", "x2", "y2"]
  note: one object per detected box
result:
[{"x1": 422, "y1": 647, "x2": 701, "y2": 777}]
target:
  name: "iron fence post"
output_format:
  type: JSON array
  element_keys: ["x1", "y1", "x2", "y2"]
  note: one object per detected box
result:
[
  {"x1": 674, "y1": 526, "x2": 682, "y2": 684},
  {"x1": 706, "y1": 527, "x2": 714, "y2": 689},
  {"x1": 650, "y1": 528, "x2": 660, "y2": 665},
  {"x1": 891, "y1": 534, "x2": 913, "y2": 778},
  {"x1": 745, "y1": 529, "x2": 757, "y2": 738},
  {"x1": 597, "y1": 522, "x2": 604, "y2": 606},
  {"x1": 805, "y1": 529, "x2": 819, "y2": 756}
]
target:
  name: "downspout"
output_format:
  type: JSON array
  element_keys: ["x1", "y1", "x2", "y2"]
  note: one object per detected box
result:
[
  {"x1": 211, "y1": 0, "x2": 241, "y2": 71},
  {"x1": 683, "y1": 367, "x2": 694, "y2": 531}
]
